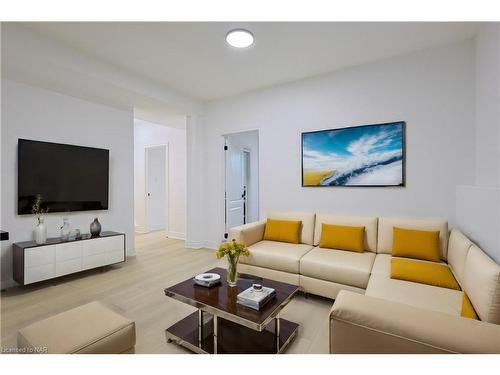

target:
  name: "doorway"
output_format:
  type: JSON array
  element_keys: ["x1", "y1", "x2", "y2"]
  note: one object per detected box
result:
[
  {"x1": 224, "y1": 130, "x2": 259, "y2": 239},
  {"x1": 145, "y1": 144, "x2": 168, "y2": 232}
]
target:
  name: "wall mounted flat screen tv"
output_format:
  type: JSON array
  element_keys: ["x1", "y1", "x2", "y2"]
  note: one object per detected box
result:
[
  {"x1": 18, "y1": 139, "x2": 109, "y2": 214},
  {"x1": 302, "y1": 121, "x2": 405, "y2": 187}
]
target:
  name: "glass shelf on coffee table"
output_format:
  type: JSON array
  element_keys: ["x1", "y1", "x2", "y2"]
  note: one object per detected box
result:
[{"x1": 164, "y1": 267, "x2": 299, "y2": 354}]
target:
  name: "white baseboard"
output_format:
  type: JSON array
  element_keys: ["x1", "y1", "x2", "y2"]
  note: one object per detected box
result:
[
  {"x1": 134, "y1": 226, "x2": 149, "y2": 234},
  {"x1": 186, "y1": 240, "x2": 218, "y2": 250},
  {"x1": 167, "y1": 231, "x2": 185, "y2": 240},
  {"x1": 203, "y1": 241, "x2": 218, "y2": 250},
  {"x1": 186, "y1": 240, "x2": 204, "y2": 249}
]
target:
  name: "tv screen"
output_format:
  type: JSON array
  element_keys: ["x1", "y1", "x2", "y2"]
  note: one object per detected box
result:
[{"x1": 18, "y1": 139, "x2": 109, "y2": 214}]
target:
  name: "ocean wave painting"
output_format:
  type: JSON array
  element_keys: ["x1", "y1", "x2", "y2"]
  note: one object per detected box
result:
[{"x1": 302, "y1": 122, "x2": 405, "y2": 186}]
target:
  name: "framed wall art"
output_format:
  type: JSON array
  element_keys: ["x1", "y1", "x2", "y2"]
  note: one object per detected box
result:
[{"x1": 301, "y1": 121, "x2": 405, "y2": 187}]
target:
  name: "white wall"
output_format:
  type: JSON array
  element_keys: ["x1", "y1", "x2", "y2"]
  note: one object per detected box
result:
[
  {"x1": 185, "y1": 114, "x2": 206, "y2": 249},
  {"x1": 198, "y1": 41, "x2": 475, "y2": 249},
  {"x1": 1, "y1": 79, "x2": 135, "y2": 288},
  {"x1": 134, "y1": 119, "x2": 187, "y2": 239},
  {"x1": 456, "y1": 24, "x2": 500, "y2": 263},
  {"x1": 474, "y1": 24, "x2": 500, "y2": 187},
  {"x1": 2, "y1": 24, "x2": 203, "y2": 125},
  {"x1": 225, "y1": 130, "x2": 259, "y2": 224}
]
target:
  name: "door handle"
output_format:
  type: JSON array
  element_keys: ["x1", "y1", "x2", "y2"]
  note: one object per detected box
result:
[{"x1": 147, "y1": 192, "x2": 151, "y2": 197}]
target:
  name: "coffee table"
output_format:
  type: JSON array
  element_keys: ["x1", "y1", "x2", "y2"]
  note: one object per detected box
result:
[{"x1": 164, "y1": 267, "x2": 299, "y2": 354}]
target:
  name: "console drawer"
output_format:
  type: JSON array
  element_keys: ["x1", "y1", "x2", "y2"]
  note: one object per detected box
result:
[
  {"x1": 83, "y1": 236, "x2": 123, "y2": 256},
  {"x1": 106, "y1": 249, "x2": 125, "y2": 265},
  {"x1": 25, "y1": 245, "x2": 55, "y2": 268},
  {"x1": 24, "y1": 263, "x2": 55, "y2": 284},
  {"x1": 56, "y1": 242, "x2": 83, "y2": 262},
  {"x1": 82, "y1": 253, "x2": 108, "y2": 270},
  {"x1": 103, "y1": 236, "x2": 124, "y2": 253},
  {"x1": 56, "y1": 258, "x2": 82, "y2": 277}
]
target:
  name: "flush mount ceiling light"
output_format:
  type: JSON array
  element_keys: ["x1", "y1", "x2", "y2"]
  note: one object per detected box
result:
[{"x1": 226, "y1": 29, "x2": 254, "y2": 48}]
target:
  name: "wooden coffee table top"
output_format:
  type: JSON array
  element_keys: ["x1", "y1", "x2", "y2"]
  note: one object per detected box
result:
[{"x1": 164, "y1": 267, "x2": 299, "y2": 331}]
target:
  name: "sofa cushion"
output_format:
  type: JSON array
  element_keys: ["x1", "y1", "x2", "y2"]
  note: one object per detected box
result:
[
  {"x1": 390, "y1": 258, "x2": 460, "y2": 290},
  {"x1": 371, "y1": 253, "x2": 392, "y2": 276},
  {"x1": 267, "y1": 211, "x2": 315, "y2": 245},
  {"x1": 372, "y1": 253, "x2": 450, "y2": 274},
  {"x1": 463, "y1": 245, "x2": 500, "y2": 324},
  {"x1": 314, "y1": 213, "x2": 378, "y2": 251},
  {"x1": 229, "y1": 220, "x2": 266, "y2": 247},
  {"x1": 392, "y1": 227, "x2": 441, "y2": 262},
  {"x1": 377, "y1": 217, "x2": 448, "y2": 260},
  {"x1": 368, "y1": 254, "x2": 468, "y2": 318},
  {"x1": 447, "y1": 229, "x2": 473, "y2": 286},
  {"x1": 319, "y1": 224, "x2": 365, "y2": 253},
  {"x1": 241, "y1": 240, "x2": 313, "y2": 273},
  {"x1": 366, "y1": 274, "x2": 463, "y2": 317},
  {"x1": 300, "y1": 247, "x2": 375, "y2": 289},
  {"x1": 462, "y1": 293, "x2": 479, "y2": 320},
  {"x1": 263, "y1": 219, "x2": 301, "y2": 244}
]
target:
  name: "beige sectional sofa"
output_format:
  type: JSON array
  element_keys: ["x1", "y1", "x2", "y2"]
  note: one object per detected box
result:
[{"x1": 229, "y1": 211, "x2": 500, "y2": 354}]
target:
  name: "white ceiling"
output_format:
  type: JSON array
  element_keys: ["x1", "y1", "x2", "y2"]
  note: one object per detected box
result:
[{"x1": 22, "y1": 22, "x2": 478, "y2": 101}]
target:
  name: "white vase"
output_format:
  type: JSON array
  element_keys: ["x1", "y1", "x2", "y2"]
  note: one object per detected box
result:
[
  {"x1": 34, "y1": 219, "x2": 47, "y2": 244},
  {"x1": 61, "y1": 218, "x2": 71, "y2": 241}
]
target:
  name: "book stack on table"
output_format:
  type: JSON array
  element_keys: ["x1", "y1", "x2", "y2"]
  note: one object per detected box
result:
[{"x1": 237, "y1": 286, "x2": 276, "y2": 310}]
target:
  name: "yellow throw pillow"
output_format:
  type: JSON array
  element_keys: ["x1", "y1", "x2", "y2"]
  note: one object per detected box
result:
[
  {"x1": 392, "y1": 227, "x2": 441, "y2": 262},
  {"x1": 461, "y1": 293, "x2": 479, "y2": 320},
  {"x1": 263, "y1": 219, "x2": 301, "y2": 244},
  {"x1": 319, "y1": 224, "x2": 365, "y2": 252},
  {"x1": 390, "y1": 258, "x2": 460, "y2": 290}
]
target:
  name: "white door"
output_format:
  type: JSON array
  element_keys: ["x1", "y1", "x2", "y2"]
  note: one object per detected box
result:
[
  {"x1": 146, "y1": 145, "x2": 167, "y2": 231},
  {"x1": 225, "y1": 138, "x2": 245, "y2": 235}
]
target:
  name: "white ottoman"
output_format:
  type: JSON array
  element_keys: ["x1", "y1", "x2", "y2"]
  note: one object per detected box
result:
[{"x1": 17, "y1": 301, "x2": 136, "y2": 354}]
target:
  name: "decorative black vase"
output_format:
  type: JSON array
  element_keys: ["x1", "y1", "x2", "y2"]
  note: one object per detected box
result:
[{"x1": 90, "y1": 218, "x2": 102, "y2": 237}]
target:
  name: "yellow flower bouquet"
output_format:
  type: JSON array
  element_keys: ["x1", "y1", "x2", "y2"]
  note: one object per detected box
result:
[{"x1": 216, "y1": 239, "x2": 250, "y2": 286}]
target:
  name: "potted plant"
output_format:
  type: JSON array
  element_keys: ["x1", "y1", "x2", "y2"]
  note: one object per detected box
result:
[
  {"x1": 216, "y1": 239, "x2": 250, "y2": 287},
  {"x1": 32, "y1": 194, "x2": 48, "y2": 244}
]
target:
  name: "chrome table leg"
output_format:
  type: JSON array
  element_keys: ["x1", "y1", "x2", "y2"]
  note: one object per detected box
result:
[
  {"x1": 275, "y1": 314, "x2": 281, "y2": 352},
  {"x1": 198, "y1": 309, "x2": 203, "y2": 348},
  {"x1": 213, "y1": 315, "x2": 218, "y2": 354}
]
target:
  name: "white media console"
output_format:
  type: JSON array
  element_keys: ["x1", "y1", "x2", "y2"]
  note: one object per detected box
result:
[{"x1": 13, "y1": 231, "x2": 125, "y2": 285}]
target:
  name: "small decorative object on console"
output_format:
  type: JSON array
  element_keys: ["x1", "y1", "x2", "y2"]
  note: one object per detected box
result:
[
  {"x1": 193, "y1": 273, "x2": 221, "y2": 288},
  {"x1": 60, "y1": 218, "x2": 71, "y2": 241},
  {"x1": 215, "y1": 239, "x2": 250, "y2": 287},
  {"x1": 90, "y1": 218, "x2": 102, "y2": 237},
  {"x1": 237, "y1": 285, "x2": 276, "y2": 310},
  {"x1": 68, "y1": 228, "x2": 82, "y2": 241},
  {"x1": 32, "y1": 194, "x2": 48, "y2": 245}
]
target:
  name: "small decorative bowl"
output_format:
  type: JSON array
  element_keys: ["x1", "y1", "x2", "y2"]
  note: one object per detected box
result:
[{"x1": 252, "y1": 283, "x2": 263, "y2": 292}]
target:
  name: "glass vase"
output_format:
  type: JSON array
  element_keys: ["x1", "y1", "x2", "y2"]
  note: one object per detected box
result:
[
  {"x1": 34, "y1": 218, "x2": 47, "y2": 245},
  {"x1": 227, "y1": 258, "x2": 238, "y2": 287}
]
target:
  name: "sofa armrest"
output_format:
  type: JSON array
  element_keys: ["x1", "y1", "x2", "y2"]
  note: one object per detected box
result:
[
  {"x1": 329, "y1": 290, "x2": 500, "y2": 354},
  {"x1": 228, "y1": 220, "x2": 266, "y2": 247}
]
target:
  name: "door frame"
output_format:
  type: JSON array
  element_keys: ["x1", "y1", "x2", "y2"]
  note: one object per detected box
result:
[
  {"x1": 241, "y1": 147, "x2": 251, "y2": 225},
  {"x1": 144, "y1": 143, "x2": 169, "y2": 233},
  {"x1": 221, "y1": 129, "x2": 260, "y2": 241}
]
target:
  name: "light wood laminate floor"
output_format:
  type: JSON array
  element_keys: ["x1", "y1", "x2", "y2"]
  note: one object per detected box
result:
[{"x1": 1, "y1": 231, "x2": 332, "y2": 354}]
